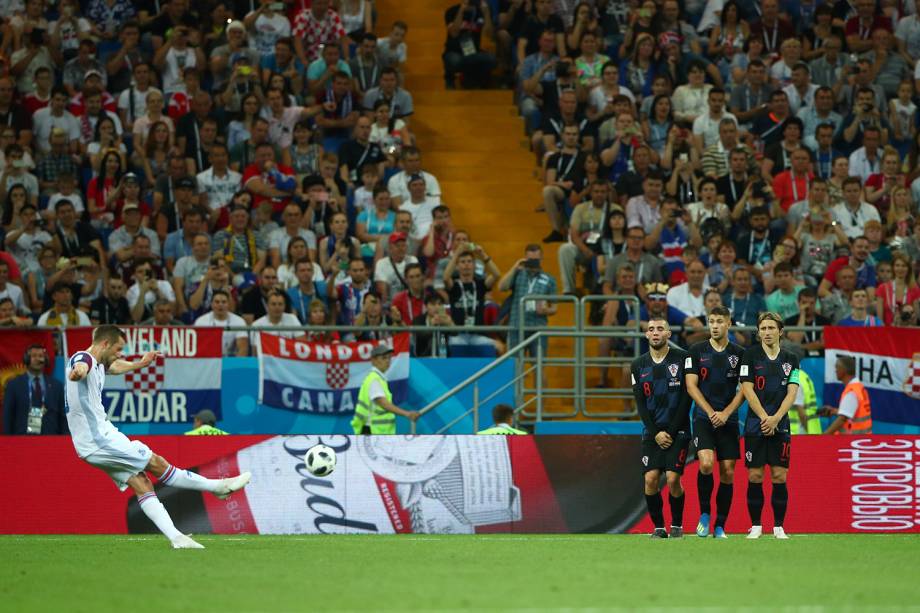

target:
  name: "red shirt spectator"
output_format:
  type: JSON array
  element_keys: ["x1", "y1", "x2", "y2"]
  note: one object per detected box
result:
[
  {"x1": 772, "y1": 169, "x2": 813, "y2": 212},
  {"x1": 845, "y1": 15, "x2": 892, "y2": 40},
  {"x1": 292, "y1": 0, "x2": 346, "y2": 63},
  {"x1": 242, "y1": 159, "x2": 296, "y2": 214}
]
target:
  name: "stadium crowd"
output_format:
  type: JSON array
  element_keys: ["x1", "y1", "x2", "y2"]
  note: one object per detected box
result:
[
  {"x1": 0, "y1": 0, "x2": 918, "y2": 363},
  {"x1": 503, "y1": 0, "x2": 920, "y2": 360}
]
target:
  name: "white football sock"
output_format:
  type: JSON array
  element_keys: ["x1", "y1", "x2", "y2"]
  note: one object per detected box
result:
[
  {"x1": 137, "y1": 492, "x2": 182, "y2": 540},
  {"x1": 159, "y1": 464, "x2": 221, "y2": 493}
]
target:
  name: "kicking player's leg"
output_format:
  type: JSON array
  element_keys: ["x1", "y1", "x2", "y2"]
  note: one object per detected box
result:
[
  {"x1": 146, "y1": 453, "x2": 250, "y2": 499},
  {"x1": 666, "y1": 470, "x2": 685, "y2": 537},
  {"x1": 128, "y1": 472, "x2": 203, "y2": 548},
  {"x1": 643, "y1": 469, "x2": 667, "y2": 537},
  {"x1": 770, "y1": 465, "x2": 789, "y2": 539},
  {"x1": 714, "y1": 459, "x2": 736, "y2": 536}
]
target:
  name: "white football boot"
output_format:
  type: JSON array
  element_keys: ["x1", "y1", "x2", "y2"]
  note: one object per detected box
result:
[
  {"x1": 171, "y1": 534, "x2": 205, "y2": 549},
  {"x1": 746, "y1": 525, "x2": 763, "y2": 539},
  {"x1": 214, "y1": 471, "x2": 252, "y2": 500},
  {"x1": 773, "y1": 527, "x2": 790, "y2": 539}
]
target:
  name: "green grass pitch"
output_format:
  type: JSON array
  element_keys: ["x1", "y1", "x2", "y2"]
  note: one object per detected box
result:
[{"x1": 2, "y1": 534, "x2": 919, "y2": 612}]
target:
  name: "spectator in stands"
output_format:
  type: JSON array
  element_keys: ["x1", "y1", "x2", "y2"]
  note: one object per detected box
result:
[
  {"x1": 194, "y1": 289, "x2": 249, "y2": 357},
  {"x1": 518, "y1": 30, "x2": 560, "y2": 133},
  {"x1": 443, "y1": 0, "x2": 497, "y2": 89},
  {"x1": 292, "y1": 0, "x2": 346, "y2": 65},
  {"x1": 378, "y1": 20, "x2": 409, "y2": 69},
  {"x1": 0, "y1": 77, "x2": 32, "y2": 149},
  {"x1": 412, "y1": 293, "x2": 453, "y2": 357},
  {"x1": 211, "y1": 204, "x2": 267, "y2": 289},
  {"x1": 0, "y1": 297, "x2": 34, "y2": 327},
  {"x1": 127, "y1": 257, "x2": 177, "y2": 323},
  {"x1": 723, "y1": 267, "x2": 765, "y2": 327},
  {"x1": 625, "y1": 171, "x2": 665, "y2": 234},
  {"x1": 0, "y1": 260, "x2": 27, "y2": 316},
  {"x1": 820, "y1": 260, "x2": 859, "y2": 319},
  {"x1": 639, "y1": 282, "x2": 701, "y2": 347},
  {"x1": 836, "y1": 288, "x2": 884, "y2": 326},
  {"x1": 4, "y1": 204, "x2": 52, "y2": 276},
  {"x1": 603, "y1": 225, "x2": 664, "y2": 297},
  {"x1": 388, "y1": 146, "x2": 441, "y2": 206},
  {"x1": 772, "y1": 148, "x2": 814, "y2": 213},
  {"x1": 330, "y1": 257, "x2": 373, "y2": 328},
  {"x1": 197, "y1": 143, "x2": 242, "y2": 229},
  {"x1": 820, "y1": 235, "x2": 877, "y2": 296},
  {"x1": 516, "y1": 0, "x2": 565, "y2": 65},
  {"x1": 765, "y1": 262, "x2": 803, "y2": 320},
  {"x1": 37, "y1": 282, "x2": 90, "y2": 326},
  {"x1": 9, "y1": 23, "x2": 55, "y2": 97},
  {"x1": 391, "y1": 263, "x2": 429, "y2": 325},
  {"x1": 350, "y1": 33, "x2": 382, "y2": 96},
  {"x1": 307, "y1": 38, "x2": 352, "y2": 97},
  {"x1": 251, "y1": 289, "x2": 302, "y2": 354},
  {"x1": 115, "y1": 63, "x2": 156, "y2": 136},
  {"x1": 356, "y1": 185, "x2": 396, "y2": 261},
  {"x1": 338, "y1": 117, "x2": 385, "y2": 189},
  {"x1": 666, "y1": 259, "x2": 708, "y2": 318},
  {"x1": 875, "y1": 252, "x2": 920, "y2": 325},
  {"x1": 421, "y1": 205, "x2": 454, "y2": 280},
  {"x1": 109, "y1": 204, "x2": 160, "y2": 263},
  {"x1": 558, "y1": 180, "x2": 613, "y2": 294},
  {"x1": 1, "y1": 147, "x2": 39, "y2": 206},
  {"x1": 288, "y1": 257, "x2": 328, "y2": 323},
  {"x1": 375, "y1": 232, "x2": 419, "y2": 303},
  {"x1": 89, "y1": 277, "x2": 131, "y2": 325},
  {"x1": 499, "y1": 243, "x2": 560, "y2": 352},
  {"x1": 172, "y1": 233, "x2": 212, "y2": 319},
  {"x1": 443, "y1": 246, "x2": 498, "y2": 327},
  {"x1": 140, "y1": 299, "x2": 183, "y2": 326},
  {"x1": 363, "y1": 67, "x2": 414, "y2": 123},
  {"x1": 239, "y1": 266, "x2": 292, "y2": 325},
  {"x1": 541, "y1": 124, "x2": 584, "y2": 242},
  {"x1": 354, "y1": 292, "x2": 399, "y2": 341}
]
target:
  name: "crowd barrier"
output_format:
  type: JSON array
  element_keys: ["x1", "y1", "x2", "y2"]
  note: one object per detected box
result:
[{"x1": 2, "y1": 435, "x2": 917, "y2": 534}]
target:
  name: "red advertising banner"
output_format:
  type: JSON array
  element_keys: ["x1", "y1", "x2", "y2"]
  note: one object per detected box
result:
[{"x1": 1, "y1": 435, "x2": 918, "y2": 534}]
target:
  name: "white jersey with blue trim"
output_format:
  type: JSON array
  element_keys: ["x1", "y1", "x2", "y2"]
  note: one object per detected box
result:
[{"x1": 65, "y1": 351, "x2": 119, "y2": 458}]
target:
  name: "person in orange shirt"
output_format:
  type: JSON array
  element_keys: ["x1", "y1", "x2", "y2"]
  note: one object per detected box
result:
[
  {"x1": 771, "y1": 148, "x2": 813, "y2": 212},
  {"x1": 822, "y1": 355, "x2": 873, "y2": 434}
]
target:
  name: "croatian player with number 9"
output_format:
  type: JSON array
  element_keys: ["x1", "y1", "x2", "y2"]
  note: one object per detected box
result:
[
  {"x1": 739, "y1": 312, "x2": 800, "y2": 540},
  {"x1": 685, "y1": 306, "x2": 745, "y2": 538},
  {"x1": 631, "y1": 318, "x2": 692, "y2": 539},
  {"x1": 65, "y1": 325, "x2": 252, "y2": 549}
]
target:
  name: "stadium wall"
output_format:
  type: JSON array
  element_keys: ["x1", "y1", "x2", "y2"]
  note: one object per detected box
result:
[{"x1": 2, "y1": 435, "x2": 918, "y2": 535}]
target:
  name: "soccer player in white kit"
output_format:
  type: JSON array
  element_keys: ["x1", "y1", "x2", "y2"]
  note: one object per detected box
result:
[{"x1": 65, "y1": 325, "x2": 251, "y2": 549}]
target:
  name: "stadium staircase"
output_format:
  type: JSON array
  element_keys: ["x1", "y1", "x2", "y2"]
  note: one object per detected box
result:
[{"x1": 376, "y1": 1, "x2": 628, "y2": 420}]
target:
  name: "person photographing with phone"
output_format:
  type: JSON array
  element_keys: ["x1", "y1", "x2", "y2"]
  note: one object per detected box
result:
[{"x1": 499, "y1": 244, "x2": 558, "y2": 355}]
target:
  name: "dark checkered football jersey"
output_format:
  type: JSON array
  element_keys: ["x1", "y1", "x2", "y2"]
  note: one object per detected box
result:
[
  {"x1": 686, "y1": 340, "x2": 745, "y2": 421},
  {"x1": 740, "y1": 345, "x2": 800, "y2": 436},
  {"x1": 631, "y1": 347, "x2": 690, "y2": 438}
]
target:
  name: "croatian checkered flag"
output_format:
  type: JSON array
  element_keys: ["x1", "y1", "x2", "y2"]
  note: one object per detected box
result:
[{"x1": 124, "y1": 354, "x2": 166, "y2": 394}]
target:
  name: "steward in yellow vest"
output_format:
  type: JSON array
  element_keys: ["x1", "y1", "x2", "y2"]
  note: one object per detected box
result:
[
  {"x1": 351, "y1": 345, "x2": 419, "y2": 434},
  {"x1": 823, "y1": 355, "x2": 873, "y2": 434},
  {"x1": 790, "y1": 370, "x2": 822, "y2": 434},
  {"x1": 477, "y1": 404, "x2": 527, "y2": 434},
  {"x1": 184, "y1": 409, "x2": 229, "y2": 435}
]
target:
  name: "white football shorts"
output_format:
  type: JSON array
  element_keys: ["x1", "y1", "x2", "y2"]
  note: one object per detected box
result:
[{"x1": 82, "y1": 432, "x2": 153, "y2": 491}]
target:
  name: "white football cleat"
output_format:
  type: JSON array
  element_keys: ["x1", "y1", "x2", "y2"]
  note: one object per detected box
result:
[
  {"x1": 214, "y1": 471, "x2": 251, "y2": 500},
  {"x1": 171, "y1": 534, "x2": 205, "y2": 549},
  {"x1": 746, "y1": 525, "x2": 763, "y2": 539},
  {"x1": 773, "y1": 527, "x2": 790, "y2": 539}
]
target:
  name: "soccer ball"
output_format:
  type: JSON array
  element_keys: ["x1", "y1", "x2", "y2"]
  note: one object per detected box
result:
[{"x1": 305, "y1": 444, "x2": 337, "y2": 477}]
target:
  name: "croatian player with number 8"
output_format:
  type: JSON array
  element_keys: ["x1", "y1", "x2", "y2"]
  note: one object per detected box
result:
[
  {"x1": 685, "y1": 306, "x2": 745, "y2": 538},
  {"x1": 65, "y1": 325, "x2": 252, "y2": 549},
  {"x1": 631, "y1": 318, "x2": 692, "y2": 539},
  {"x1": 739, "y1": 312, "x2": 800, "y2": 540}
]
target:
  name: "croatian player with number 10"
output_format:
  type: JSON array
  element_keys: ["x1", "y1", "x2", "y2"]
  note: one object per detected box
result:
[{"x1": 65, "y1": 325, "x2": 252, "y2": 549}]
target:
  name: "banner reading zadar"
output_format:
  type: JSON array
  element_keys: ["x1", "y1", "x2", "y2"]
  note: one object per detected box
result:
[
  {"x1": 258, "y1": 333, "x2": 410, "y2": 414},
  {"x1": 63, "y1": 327, "x2": 223, "y2": 424},
  {"x1": 824, "y1": 327, "x2": 920, "y2": 426}
]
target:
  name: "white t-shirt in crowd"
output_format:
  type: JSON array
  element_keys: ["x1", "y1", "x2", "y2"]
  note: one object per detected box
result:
[{"x1": 194, "y1": 311, "x2": 249, "y2": 356}]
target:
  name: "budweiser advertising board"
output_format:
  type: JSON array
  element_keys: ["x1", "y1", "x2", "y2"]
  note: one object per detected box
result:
[{"x1": 1, "y1": 436, "x2": 919, "y2": 534}]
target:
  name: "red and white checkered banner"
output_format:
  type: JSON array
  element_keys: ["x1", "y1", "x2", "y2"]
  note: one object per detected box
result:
[
  {"x1": 824, "y1": 327, "x2": 920, "y2": 427},
  {"x1": 63, "y1": 327, "x2": 224, "y2": 424},
  {"x1": 257, "y1": 334, "x2": 410, "y2": 414}
]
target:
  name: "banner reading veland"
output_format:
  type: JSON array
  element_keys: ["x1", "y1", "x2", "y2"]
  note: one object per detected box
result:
[
  {"x1": 258, "y1": 333, "x2": 410, "y2": 414},
  {"x1": 63, "y1": 327, "x2": 223, "y2": 424}
]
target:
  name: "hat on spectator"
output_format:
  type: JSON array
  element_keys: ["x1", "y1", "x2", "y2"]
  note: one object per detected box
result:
[
  {"x1": 176, "y1": 177, "x2": 196, "y2": 190},
  {"x1": 388, "y1": 232, "x2": 408, "y2": 244},
  {"x1": 408, "y1": 173, "x2": 425, "y2": 185},
  {"x1": 231, "y1": 51, "x2": 250, "y2": 64},
  {"x1": 84, "y1": 69, "x2": 104, "y2": 82},
  {"x1": 228, "y1": 203, "x2": 249, "y2": 214},
  {"x1": 123, "y1": 172, "x2": 139, "y2": 184},
  {"x1": 370, "y1": 344, "x2": 394, "y2": 358},
  {"x1": 122, "y1": 202, "x2": 140, "y2": 212},
  {"x1": 192, "y1": 409, "x2": 218, "y2": 426},
  {"x1": 227, "y1": 20, "x2": 246, "y2": 33}
]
